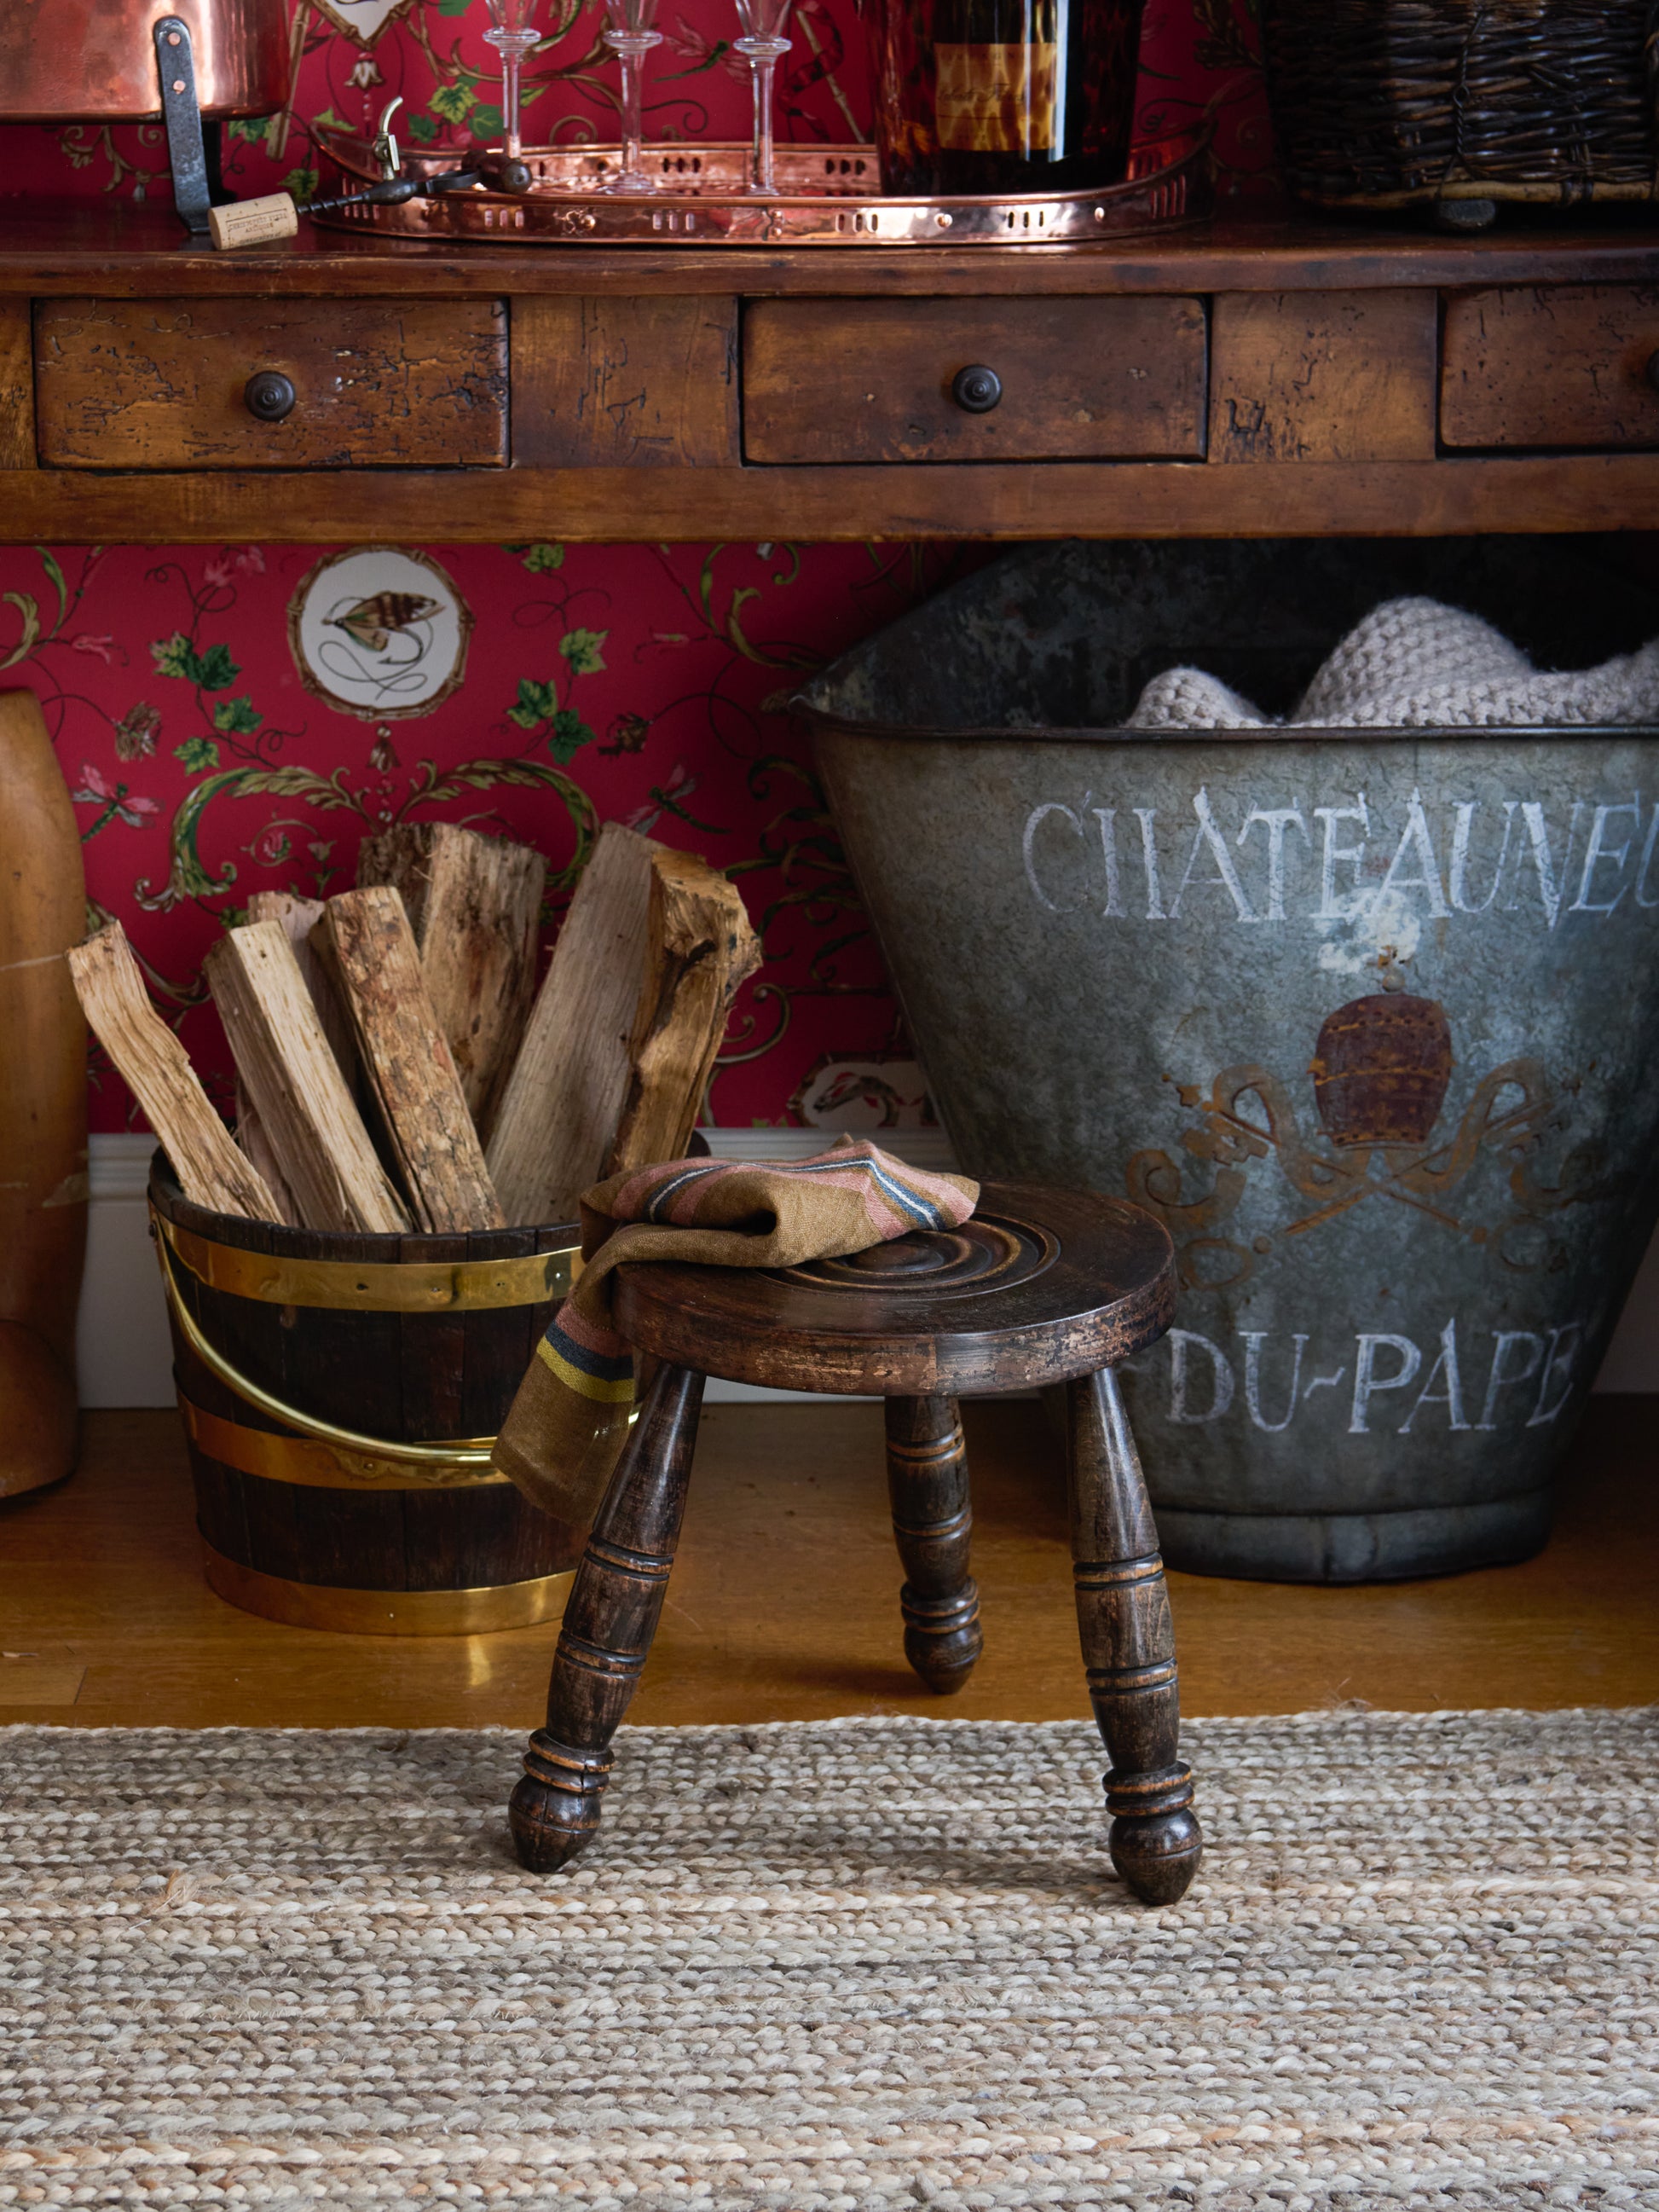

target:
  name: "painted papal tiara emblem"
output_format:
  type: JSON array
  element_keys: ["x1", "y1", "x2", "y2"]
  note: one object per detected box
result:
[{"x1": 1129, "y1": 986, "x2": 1608, "y2": 1294}]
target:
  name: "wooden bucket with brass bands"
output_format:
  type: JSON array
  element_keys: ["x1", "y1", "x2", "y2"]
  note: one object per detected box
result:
[{"x1": 148, "y1": 1159, "x2": 585, "y2": 1634}]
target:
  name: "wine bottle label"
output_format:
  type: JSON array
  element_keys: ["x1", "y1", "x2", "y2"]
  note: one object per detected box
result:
[{"x1": 934, "y1": 43, "x2": 1058, "y2": 155}]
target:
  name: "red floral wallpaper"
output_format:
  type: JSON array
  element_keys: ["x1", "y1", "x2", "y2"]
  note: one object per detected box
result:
[{"x1": 0, "y1": 0, "x2": 1270, "y2": 1138}]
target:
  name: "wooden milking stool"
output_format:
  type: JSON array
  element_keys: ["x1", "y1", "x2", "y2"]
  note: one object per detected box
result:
[{"x1": 510, "y1": 1184, "x2": 1202, "y2": 1905}]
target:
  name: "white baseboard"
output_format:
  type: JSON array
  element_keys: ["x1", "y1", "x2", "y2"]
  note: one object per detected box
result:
[
  {"x1": 77, "y1": 1128, "x2": 1659, "y2": 1408},
  {"x1": 81, "y1": 1136, "x2": 177, "y2": 1410}
]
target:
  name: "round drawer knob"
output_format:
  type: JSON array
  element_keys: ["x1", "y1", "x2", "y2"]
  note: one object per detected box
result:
[
  {"x1": 951, "y1": 364, "x2": 1003, "y2": 414},
  {"x1": 244, "y1": 370, "x2": 296, "y2": 423}
]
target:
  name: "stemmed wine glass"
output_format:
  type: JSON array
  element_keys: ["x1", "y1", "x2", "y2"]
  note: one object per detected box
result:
[
  {"x1": 483, "y1": 0, "x2": 539, "y2": 160},
  {"x1": 601, "y1": 0, "x2": 663, "y2": 193},
  {"x1": 733, "y1": 0, "x2": 794, "y2": 195}
]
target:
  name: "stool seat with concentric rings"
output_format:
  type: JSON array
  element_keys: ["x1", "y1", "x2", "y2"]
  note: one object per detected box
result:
[
  {"x1": 612, "y1": 1181, "x2": 1176, "y2": 1397},
  {"x1": 511, "y1": 1178, "x2": 1202, "y2": 1912}
]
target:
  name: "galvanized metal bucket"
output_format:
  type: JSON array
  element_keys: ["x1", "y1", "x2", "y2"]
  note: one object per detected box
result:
[{"x1": 800, "y1": 538, "x2": 1659, "y2": 1581}]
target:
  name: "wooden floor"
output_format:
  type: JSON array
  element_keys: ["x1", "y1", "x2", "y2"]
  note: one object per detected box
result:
[{"x1": 2, "y1": 1398, "x2": 1656, "y2": 1728}]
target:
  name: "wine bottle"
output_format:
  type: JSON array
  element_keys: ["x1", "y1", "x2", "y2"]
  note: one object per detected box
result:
[{"x1": 865, "y1": 0, "x2": 1146, "y2": 197}]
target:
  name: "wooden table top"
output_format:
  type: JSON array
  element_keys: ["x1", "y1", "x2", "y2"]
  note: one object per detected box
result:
[
  {"x1": 8, "y1": 204, "x2": 1659, "y2": 542},
  {"x1": 3, "y1": 201, "x2": 1659, "y2": 296}
]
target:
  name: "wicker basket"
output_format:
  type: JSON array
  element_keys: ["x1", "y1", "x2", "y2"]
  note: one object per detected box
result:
[{"x1": 1262, "y1": 0, "x2": 1658, "y2": 215}]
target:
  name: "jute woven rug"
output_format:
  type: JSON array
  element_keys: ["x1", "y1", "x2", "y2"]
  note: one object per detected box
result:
[{"x1": 1, "y1": 1710, "x2": 1655, "y2": 2211}]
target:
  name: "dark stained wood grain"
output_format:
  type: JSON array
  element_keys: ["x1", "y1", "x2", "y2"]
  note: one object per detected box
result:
[
  {"x1": 9, "y1": 204, "x2": 1659, "y2": 297},
  {"x1": 5, "y1": 214, "x2": 1659, "y2": 540},
  {"x1": 288, "y1": 1478, "x2": 408, "y2": 1594},
  {"x1": 280, "y1": 1225, "x2": 407, "y2": 1442},
  {"x1": 165, "y1": 1173, "x2": 285, "y2": 1411},
  {"x1": 614, "y1": 1183, "x2": 1178, "y2": 1396},
  {"x1": 512, "y1": 1186, "x2": 1197, "y2": 1902},
  {"x1": 459, "y1": 1224, "x2": 535, "y2": 1447},
  {"x1": 401, "y1": 1485, "x2": 560, "y2": 1591},
  {"x1": 512, "y1": 1362, "x2": 707, "y2": 1872},
  {"x1": 9, "y1": 454, "x2": 1659, "y2": 541},
  {"x1": 885, "y1": 1393, "x2": 982, "y2": 1694},
  {"x1": 160, "y1": 1194, "x2": 321, "y2": 1592},
  {"x1": 187, "y1": 1451, "x2": 252, "y2": 1571},
  {"x1": 150, "y1": 1168, "x2": 585, "y2": 1603},
  {"x1": 1210, "y1": 288, "x2": 1436, "y2": 463},
  {"x1": 744, "y1": 295, "x2": 1207, "y2": 463},
  {"x1": 405, "y1": 1227, "x2": 468, "y2": 1445},
  {"x1": 35, "y1": 296, "x2": 507, "y2": 468},
  {"x1": 0, "y1": 299, "x2": 34, "y2": 469},
  {"x1": 512, "y1": 294, "x2": 738, "y2": 466},
  {"x1": 1442, "y1": 283, "x2": 1659, "y2": 449},
  {"x1": 234, "y1": 1217, "x2": 402, "y2": 1595},
  {"x1": 235, "y1": 1457, "x2": 309, "y2": 1586},
  {"x1": 1066, "y1": 1364, "x2": 1200, "y2": 1905}
]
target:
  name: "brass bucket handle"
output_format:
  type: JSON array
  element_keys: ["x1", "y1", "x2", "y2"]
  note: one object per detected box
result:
[{"x1": 152, "y1": 1213, "x2": 498, "y2": 1470}]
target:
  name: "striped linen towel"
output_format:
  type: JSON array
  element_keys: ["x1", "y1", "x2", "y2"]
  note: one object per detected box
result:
[{"x1": 493, "y1": 1136, "x2": 979, "y2": 1526}]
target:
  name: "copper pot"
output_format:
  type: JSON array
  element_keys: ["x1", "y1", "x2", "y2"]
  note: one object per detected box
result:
[{"x1": 0, "y1": 0, "x2": 292, "y2": 122}]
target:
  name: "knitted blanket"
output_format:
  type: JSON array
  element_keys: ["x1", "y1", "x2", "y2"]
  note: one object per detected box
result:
[
  {"x1": 493, "y1": 1137, "x2": 979, "y2": 1526},
  {"x1": 1126, "y1": 594, "x2": 1659, "y2": 731}
]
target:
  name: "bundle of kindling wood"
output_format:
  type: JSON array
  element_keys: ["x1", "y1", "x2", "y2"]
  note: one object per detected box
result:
[{"x1": 68, "y1": 822, "x2": 760, "y2": 1235}]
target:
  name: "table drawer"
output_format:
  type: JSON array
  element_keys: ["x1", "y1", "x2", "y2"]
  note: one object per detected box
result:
[
  {"x1": 35, "y1": 298, "x2": 508, "y2": 469},
  {"x1": 1441, "y1": 284, "x2": 1659, "y2": 449},
  {"x1": 743, "y1": 297, "x2": 1207, "y2": 463}
]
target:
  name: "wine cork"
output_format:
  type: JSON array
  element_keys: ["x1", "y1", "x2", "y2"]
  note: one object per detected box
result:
[{"x1": 206, "y1": 194, "x2": 299, "y2": 252}]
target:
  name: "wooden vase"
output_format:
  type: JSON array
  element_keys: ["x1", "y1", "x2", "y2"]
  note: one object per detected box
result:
[{"x1": 0, "y1": 688, "x2": 86, "y2": 1500}]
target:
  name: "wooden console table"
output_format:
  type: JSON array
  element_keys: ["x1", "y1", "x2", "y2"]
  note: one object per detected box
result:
[{"x1": 4, "y1": 207, "x2": 1659, "y2": 541}]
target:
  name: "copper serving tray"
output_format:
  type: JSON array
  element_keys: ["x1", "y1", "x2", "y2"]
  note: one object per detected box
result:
[{"x1": 311, "y1": 128, "x2": 1211, "y2": 247}]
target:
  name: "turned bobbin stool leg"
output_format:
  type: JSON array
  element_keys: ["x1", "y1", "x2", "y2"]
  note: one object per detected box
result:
[
  {"x1": 511, "y1": 1363, "x2": 704, "y2": 1873},
  {"x1": 1066, "y1": 1365, "x2": 1201, "y2": 1905},
  {"x1": 885, "y1": 1393, "x2": 983, "y2": 1694}
]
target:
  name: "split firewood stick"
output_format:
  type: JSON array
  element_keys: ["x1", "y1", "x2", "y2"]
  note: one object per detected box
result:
[
  {"x1": 66, "y1": 921, "x2": 281, "y2": 1223},
  {"x1": 234, "y1": 1096, "x2": 301, "y2": 1227},
  {"x1": 235, "y1": 890, "x2": 356, "y2": 1220},
  {"x1": 485, "y1": 823, "x2": 658, "y2": 1227},
  {"x1": 607, "y1": 847, "x2": 761, "y2": 1176},
  {"x1": 246, "y1": 889, "x2": 356, "y2": 1081},
  {"x1": 356, "y1": 822, "x2": 546, "y2": 1141},
  {"x1": 316, "y1": 886, "x2": 506, "y2": 1235},
  {"x1": 205, "y1": 921, "x2": 412, "y2": 1236}
]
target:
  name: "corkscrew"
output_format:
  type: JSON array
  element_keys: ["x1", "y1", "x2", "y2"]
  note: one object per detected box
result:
[{"x1": 298, "y1": 99, "x2": 514, "y2": 220}]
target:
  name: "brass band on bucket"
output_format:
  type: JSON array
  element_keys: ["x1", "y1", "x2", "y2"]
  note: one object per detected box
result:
[
  {"x1": 153, "y1": 1202, "x2": 587, "y2": 1634},
  {"x1": 155, "y1": 1210, "x2": 578, "y2": 1312},
  {"x1": 200, "y1": 1543, "x2": 575, "y2": 1636},
  {"x1": 154, "y1": 1227, "x2": 500, "y2": 1474},
  {"x1": 181, "y1": 1396, "x2": 512, "y2": 1491}
]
